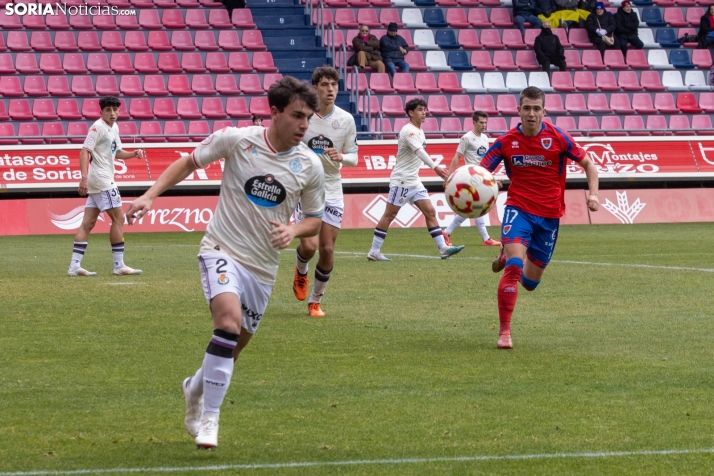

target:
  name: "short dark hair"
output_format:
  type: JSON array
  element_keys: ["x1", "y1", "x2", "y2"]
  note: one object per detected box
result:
[
  {"x1": 267, "y1": 76, "x2": 319, "y2": 113},
  {"x1": 312, "y1": 65, "x2": 340, "y2": 86},
  {"x1": 405, "y1": 98, "x2": 427, "y2": 116},
  {"x1": 519, "y1": 86, "x2": 546, "y2": 107},
  {"x1": 472, "y1": 110, "x2": 488, "y2": 121},
  {"x1": 99, "y1": 96, "x2": 121, "y2": 110},
  {"x1": 252, "y1": 115, "x2": 262, "y2": 121}
]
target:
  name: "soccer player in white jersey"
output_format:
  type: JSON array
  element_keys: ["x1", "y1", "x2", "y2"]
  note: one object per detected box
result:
[
  {"x1": 367, "y1": 98, "x2": 465, "y2": 261},
  {"x1": 442, "y1": 110, "x2": 501, "y2": 248},
  {"x1": 125, "y1": 77, "x2": 324, "y2": 450},
  {"x1": 292, "y1": 66, "x2": 358, "y2": 317},
  {"x1": 67, "y1": 96, "x2": 146, "y2": 277}
]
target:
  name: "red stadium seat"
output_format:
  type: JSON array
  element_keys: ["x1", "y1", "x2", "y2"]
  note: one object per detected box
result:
[
  {"x1": 96, "y1": 75, "x2": 120, "y2": 95},
  {"x1": 129, "y1": 98, "x2": 153, "y2": 119},
  {"x1": 53, "y1": 31, "x2": 78, "y2": 52},
  {"x1": 692, "y1": 49, "x2": 713, "y2": 69},
  {"x1": 206, "y1": 53, "x2": 230, "y2": 73},
  {"x1": 228, "y1": 52, "x2": 252, "y2": 72},
  {"x1": 497, "y1": 94, "x2": 519, "y2": 115},
  {"x1": 162, "y1": 10, "x2": 186, "y2": 29},
  {"x1": 93, "y1": 14, "x2": 116, "y2": 30},
  {"x1": 144, "y1": 75, "x2": 169, "y2": 95},
  {"x1": 450, "y1": 94, "x2": 473, "y2": 115},
  {"x1": 415, "y1": 72, "x2": 440, "y2": 93},
  {"x1": 357, "y1": 9, "x2": 380, "y2": 27},
  {"x1": 182, "y1": 52, "x2": 205, "y2": 73},
  {"x1": 646, "y1": 115, "x2": 667, "y2": 136},
  {"x1": 468, "y1": 8, "x2": 491, "y2": 27},
  {"x1": 7, "y1": 32, "x2": 31, "y2": 51},
  {"x1": 120, "y1": 76, "x2": 144, "y2": 96},
  {"x1": 524, "y1": 29, "x2": 540, "y2": 48},
  {"x1": 653, "y1": 92, "x2": 678, "y2": 113},
  {"x1": 604, "y1": 50, "x2": 627, "y2": 69},
  {"x1": 692, "y1": 115, "x2": 714, "y2": 134},
  {"x1": 67, "y1": 122, "x2": 88, "y2": 144},
  {"x1": 38, "y1": 54, "x2": 63, "y2": 75},
  {"x1": 87, "y1": 53, "x2": 111, "y2": 74},
  {"x1": 62, "y1": 53, "x2": 86, "y2": 74},
  {"x1": 219, "y1": 31, "x2": 244, "y2": 51},
  {"x1": 263, "y1": 73, "x2": 282, "y2": 91},
  {"x1": 564, "y1": 93, "x2": 588, "y2": 114},
  {"x1": 0, "y1": 76, "x2": 24, "y2": 96},
  {"x1": 47, "y1": 76, "x2": 71, "y2": 96},
  {"x1": 490, "y1": 8, "x2": 513, "y2": 27},
  {"x1": 188, "y1": 121, "x2": 210, "y2": 141},
  {"x1": 56, "y1": 98, "x2": 82, "y2": 120},
  {"x1": 685, "y1": 6, "x2": 703, "y2": 26},
  {"x1": 405, "y1": 51, "x2": 428, "y2": 71},
  {"x1": 346, "y1": 72, "x2": 368, "y2": 92},
  {"x1": 640, "y1": 71, "x2": 666, "y2": 91},
  {"x1": 669, "y1": 115, "x2": 691, "y2": 135},
  {"x1": 186, "y1": 9, "x2": 209, "y2": 29},
  {"x1": 155, "y1": 0, "x2": 178, "y2": 7},
  {"x1": 544, "y1": 94, "x2": 565, "y2": 114},
  {"x1": 335, "y1": 8, "x2": 359, "y2": 28},
  {"x1": 249, "y1": 96, "x2": 271, "y2": 116},
  {"x1": 24, "y1": 76, "x2": 47, "y2": 96},
  {"x1": 192, "y1": 75, "x2": 216, "y2": 95},
  {"x1": 582, "y1": 50, "x2": 606, "y2": 70},
  {"x1": 23, "y1": 10, "x2": 47, "y2": 29},
  {"x1": 617, "y1": 71, "x2": 642, "y2": 91},
  {"x1": 42, "y1": 122, "x2": 67, "y2": 144},
  {"x1": 232, "y1": 9, "x2": 256, "y2": 28},
  {"x1": 698, "y1": 92, "x2": 714, "y2": 112},
  {"x1": 0, "y1": 9, "x2": 21, "y2": 29},
  {"x1": 168, "y1": 75, "x2": 192, "y2": 95},
  {"x1": 148, "y1": 31, "x2": 172, "y2": 51},
  {"x1": 47, "y1": 12, "x2": 70, "y2": 30},
  {"x1": 551, "y1": 72, "x2": 575, "y2": 92},
  {"x1": 195, "y1": 31, "x2": 219, "y2": 51},
  {"x1": 176, "y1": 97, "x2": 201, "y2": 119},
  {"x1": 117, "y1": 14, "x2": 140, "y2": 30},
  {"x1": 216, "y1": 74, "x2": 240, "y2": 95},
  {"x1": 15, "y1": 53, "x2": 39, "y2": 73},
  {"x1": 663, "y1": 7, "x2": 688, "y2": 26},
  {"x1": 569, "y1": 28, "x2": 593, "y2": 48},
  {"x1": 132, "y1": 53, "x2": 157, "y2": 73},
  {"x1": 626, "y1": 49, "x2": 650, "y2": 69},
  {"x1": 393, "y1": 73, "x2": 418, "y2": 93},
  {"x1": 163, "y1": 121, "x2": 188, "y2": 142},
  {"x1": 596, "y1": 71, "x2": 620, "y2": 91},
  {"x1": 370, "y1": 73, "x2": 394, "y2": 93},
  {"x1": 473, "y1": 94, "x2": 498, "y2": 114},
  {"x1": 622, "y1": 115, "x2": 648, "y2": 136},
  {"x1": 481, "y1": 30, "x2": 504, "y2": 49},
  {"x1": 71, "y1": 76, "x2": 95, "y2": 96},
  {"x1": 140, "y1": 121, "x2": 165, "y2": 143},
  {"x1": 242, "y1": 31, "x2": 267, "y2": 50},
  {"x1": 253, "y1": 52, "x2": 279, "y2": 72},
  {"x1": 438, "y1": 72, "x2": 463, "y2": 92},
  {"x1": 154, "y1": 98, "x2": 179, "y2": 119},
  {"x1": 609, "y1": 93, "x2": 634, "y2": 114},
  {"x1": 471, "y1": 51, "x2": 495, "y2": 70},
  {"x1": 382, "y1": 96, "x2": 405, "y2": 116},
  {"x1": 587, "y1": 93, "x2": 612, "y2": 113},
  {"x1": 553, "y1": 28, "x2": 570, "y2": 47},
  {"x1": 171, "y1": 31, "x2": 195, "y2": 51},
  {"x1": 209, "y1": 9, "x2": 233, "y2": 28},
  {"x1": 515, "y1": 50, "x2": 540, "y2": 70},
  {"x1": 573, "y1": 71, "x2": 597, "y2": 92},
  {"x1": 312, "y1": 9, "x2": 334, "y2": 26},
  {"x1": 458, "y1": 29, "x2": 482, "y2": 49},
  {"x1": 676, "y1": 92, "x2": 702, "y2": 113},
  {"x1": 100, "y1": 31, "x2": 124, "y2": 51},
  {"x1": 632, "y1": 93, "x2": 657, "y2": 113},
  {"x1": 577, "y1": 116, "x2": 602, "y2": 136},
  {"x1": 564, "y1": 50, "x2": 584, "y2": 70},
  {"x1": 0, "y1": 54, "x2": 13, "y2": 74},
  {"x1": 422, "y1": 117, "x2": 442, "y2": 139},
  {"x1": 239, "y1": 74, "x2": 264, "y2": 94},
  {"x1": 441, "y1": 117, "x2": 463, "y2": 138},
  {"x1": 226, "y1": 97, "x2": 251, "y2": 117},
  {"x1": 503, "y1": 29, "x2": 526, "y2": 49},
  {"x1": 19, "y1": 122, "x2": 43, "y2": 144},
  {"x1": 427, "y1": 95, "x2": 451, "y2": 115},
  {"x1": 493, "y1": 51, "x2": 518, "y2": 71},
  {"x1": 30, "y1": 31, "x2": 54, "y2": 51},
  {"x1": 445, "y1": 8, "x2": 469, "y2": 28},
  {"x1": 201, "y1": 97, "x2": 227, "y2": 119},
  {"x1": 212, "y1": 120, "x2": 234, "y2": 131},
  {"x1": 81, "y1": 98, "x2": 101, "y2": 120},
  {"x1": 555, "y1": 116, "x2": 579, "y2": 136},
  {"x1": 33, "y1": 98, "x2": 57, "y2": 120},
  {"x1": 9, "y1": 99, "x2": 33, "y2": 120},
  {"x1": 357, "y1": 95, "x2": 380, "y2": 115},
  {"x1": 69, "y1": 13, "x2": 93, "y2": 30},
  {"x1": 486, "y1": 117, "x2": 508, "y2": 137},
  {"x1": 157, "y1": 52, "x2": 181, "y2": 73},
  {"x1": 601, "y1": 116, "x2": 627, "y2": 136}
]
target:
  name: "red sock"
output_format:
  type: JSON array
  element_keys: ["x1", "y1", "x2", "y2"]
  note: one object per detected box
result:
[{"x1": 497, "y1": 265, "x2": 521, "y2": 334}]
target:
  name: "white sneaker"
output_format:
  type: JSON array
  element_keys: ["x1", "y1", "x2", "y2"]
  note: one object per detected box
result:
[
  {"x1": 112, "y1": 265, "x2": 142, "y2": 276},
  {"x1": 195, "y1": 414, "x2": 219, "y2": 449},
  {"x1": 182, "y1": 377, "x2": 203, "y2": 438},
  {"x1": 367, "y1": 251, "x2": 391, "y2": 261},
  {"x1": 67, "y1": 267, "x2": 97, "y2": 277}
]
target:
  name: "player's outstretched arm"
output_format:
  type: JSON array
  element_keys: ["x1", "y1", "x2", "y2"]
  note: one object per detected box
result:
[
  {"x1": 125, "y1": 154, "x2": 198, "y2": 224},
  {"x1": 447, "y1": 152, "x2": 462, "y2": 177},
  {"x1": 580, "y1": 157, "x2": 599, "y2": 212},
  {"x1": 115, "y1": 149, "x2": 146, "y2": 160},
  {"x1": 269, "y1": 217, "x2": 321, "y2": 250}
]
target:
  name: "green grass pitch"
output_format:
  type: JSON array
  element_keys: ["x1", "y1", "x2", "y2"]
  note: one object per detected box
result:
[{"x1": 1, "y1": 224, "x2": 714, "y2": 475}]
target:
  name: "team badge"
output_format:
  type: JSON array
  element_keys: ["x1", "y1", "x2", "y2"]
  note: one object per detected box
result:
[
  {"x1": 218, "y1": 274, "x2": 229, "y2": 285},
  {"x1": 289, "y1": 157, "x2": 302, "y2": 174},
  {"x1": 111, "y1": 140, "x2": 117, "y2": 154},
  {"x1": 332, "y1": 120, "x2": 340, "y2": 130},
  {"x1": 244, "y1": 174, "x2": 287, "y2": 208},
  {"x1": 541, "y1": 138, "x2": 553, "y2": 150},
  {"x1": 503, "y1": 225, "x2": 512, "y2": 234}
]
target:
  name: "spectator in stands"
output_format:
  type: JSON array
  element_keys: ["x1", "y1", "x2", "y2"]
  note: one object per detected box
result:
[
  {"x1": 252, "y1": 115, "x2": 262, "y2": 126},
  {"x1": 352, "y1": 25, "x2": 386, "y2": 74},
  {"x1": 697, "y1": 4, "x2": 714, "y2": 48},
  {"x1": 380, "y1": 23, "x2": 410, "y2": 77},
  {"x1": 513, "y1": 0, "x2": 542, "y2": 39},
  {"x1": 534, "y1": 21, "x2": 567, "y2": 76},
  {"x1": 615, "y1": 1, "x2": 643, "y2": 56},
  {"x1": 585, "y1": 2, "x2": 619, "y2": 57},
  {"x1": 577, "y1": 0, "x2": 597, "y2": 14},
  {"x1": 221, "y1": 0, "x2": 244, "y2": 17}
]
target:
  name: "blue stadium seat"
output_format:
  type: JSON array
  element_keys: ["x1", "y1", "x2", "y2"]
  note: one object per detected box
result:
[
  {"x1": 423, "y1": 9, "x2": 448, "y2": 28},
  {"x1": 413, "y1": 0, "x2": 437, "y2": 6},
  {"x1": 669, "y1": 50, "x2": 695, "y2": 69},
  {"x1": 642, "y1": 8, "x2": 667, "y2": 27},
  {"x1": 447, "y1": 51, "x2": 473, "y2": 70},
  {"x1": 435, "y1": 30, "x2": 460, "y2": 49},
  {"x1": 655, "y1": 28, "x2": 680, "y2": 47}
]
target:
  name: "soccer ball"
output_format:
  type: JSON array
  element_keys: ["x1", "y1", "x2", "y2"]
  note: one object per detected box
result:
[{"x1": 444, "y1": 165, "x2": 499, "y2": 218}]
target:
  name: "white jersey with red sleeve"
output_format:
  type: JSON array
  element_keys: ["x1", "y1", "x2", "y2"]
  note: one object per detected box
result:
[
  {"x1": 82, "y1": 118, "x2": 123, "y2": 194},
  {"x1": 390, "y1": 122, "x2": 426, "y2": 188},
  {"x1": 192, "y1": 126, "x2": 325, "y2": 285}
]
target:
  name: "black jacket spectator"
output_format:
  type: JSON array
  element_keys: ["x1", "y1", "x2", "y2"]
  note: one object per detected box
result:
[
  {"x1": 534, "y1": 27, "x2": 565, "y2": 63},
  {"x1": 380, "y1": 34, "x2": 409, "y2": 63},
  {"x1": 698, "y1": 6, "x2": 714, "y2": 49},
  {"x1": 615, "y1": 6, "x2": 639, "y2": 38},
  {"x1": 578, "y1": 0, "x2": 597, "y2": 13},
  {"x1": 513, "y1": 0, "x2": 537, "y2": 18},
  {"x1": 535, "y1": 0, "x2": 557, "y2": 16}
]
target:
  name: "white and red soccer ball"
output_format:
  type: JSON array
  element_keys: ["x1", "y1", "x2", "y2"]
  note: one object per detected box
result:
[{"x1": 444, "y1": 165, "x2": 498, "y2": 218}]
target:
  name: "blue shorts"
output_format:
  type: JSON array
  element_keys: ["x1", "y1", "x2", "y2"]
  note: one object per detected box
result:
[{"x1": 500, "y1": 206, "x2": 559, "y2": 269}]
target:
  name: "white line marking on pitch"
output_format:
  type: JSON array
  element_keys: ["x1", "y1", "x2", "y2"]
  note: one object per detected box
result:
[
  {"x1": 104, "y1": 282, "x2": 146, "y2": 286},
  {"x1": 2, "y1": 448, "x2": 713, "y2": 475}
]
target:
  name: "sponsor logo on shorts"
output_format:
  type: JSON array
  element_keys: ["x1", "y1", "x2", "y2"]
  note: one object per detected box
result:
[
  {"x1": 244, "y1": 174, "x2": 287, "y2": 208},
  {"x1": 289, "y1": 157, "x2": 302, "y2": 174},
  {"x1": 218, "y1": 273, "x2": 229, "y2": 285},
  {"x1": 325, "y1": 205, "x2": 343, "y2": 219},
  {"x1": 307, "y1": 135, "x2": 334, "y2": 154},
  {"x1": 241, "y1": 302, "x2": 263, "y2": 329}
]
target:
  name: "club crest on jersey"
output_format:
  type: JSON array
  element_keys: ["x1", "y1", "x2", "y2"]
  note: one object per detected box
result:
[
  {"x1": 289, "y1": 157, "x2": 302, "y2": 174},
  {"x1": 332, "y1": 120, "x2": 340, "y2": 130},
  {"x1": 111, "y1": 140, "x2": 117, "y2": 154},
  {"x1": 307, "y1": 135, "x2": 334, "y2": 154},
  {"x1": 541, "y1": 138, "x2": 553, "y2": 150},
  {"x1": 503, "y1": 225, "x2": 512, "y2": 234},
  {"x1": 218, "y1": 274, "x2": 229, "y2": 285},
  {"x1": 244, "y1": 174, "x2": 287, "y2": 208}
]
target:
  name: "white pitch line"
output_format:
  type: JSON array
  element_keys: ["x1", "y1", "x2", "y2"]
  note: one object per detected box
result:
[
  {"x1": 2, "y1": 448, "x2": 713, "y2": 475},
  {"x1": 328, "y1": 251, "x2": 714, "y2": 273},
  {"x1": 104, "y1": 282, "x2": 147, "y2": 286}
]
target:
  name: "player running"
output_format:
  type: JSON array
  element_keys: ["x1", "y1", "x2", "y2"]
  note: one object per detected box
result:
[
  {"x1": 481, "y1": 86, "x2": 599, "y2": 350},
  {"x1": 367, "y1": 98, "x2": 465, "y2": 261},
  {"x1": 67, "y1": 96, "x2": 145, "y2": 277},
  {"x1": 292, "y1": 66, "x2": 358, "y2": 318},
  {"x1": 125, "y1": 77, "x2": 325, "y2": 449},
  {"x1": 442, "y1": 110, "x2": 501, "y2": 248}
]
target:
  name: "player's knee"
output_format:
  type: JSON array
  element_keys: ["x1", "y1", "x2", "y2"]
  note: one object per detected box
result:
[
  {"x1": 521, "y1": 275, "x2": 541, "y2": 291},
  {"x1": 319, "y1": 243, "x2": 334, "y2": 258}
]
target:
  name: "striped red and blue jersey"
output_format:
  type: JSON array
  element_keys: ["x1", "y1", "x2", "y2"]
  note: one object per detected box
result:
[{"x1": 481, "y1": 122, "x2": 585, "y2": 219}]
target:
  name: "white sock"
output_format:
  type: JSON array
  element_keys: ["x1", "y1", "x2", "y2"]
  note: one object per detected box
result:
[
  {"x1": 296, "y1": 249, "x2": 310, "y2": 275},
  {"x1": 189, "y1": 366, "x2": 204, "y2": 397},
  {"x1": 70, "y1": 242, "x2": 87, "y2": 269},
  {"x1": 476, "y1": 216, "x2": 490, "y2": 241},
  {"x1": 429, "y1": 227, "x2": 446, "y2": 250},
  {"x1": 309, "y1": 266, "x2": 331, "y2": 304},
  {"x1": 111, "y1": 241, "x2": 125, "y2": 269},
  {"x1": 201, "y1": 329, "x2": 238, "y2": 416},
  {"x1": 370, "y1": 228, "x2": 387, "y2": 254},
  {"x1": 445, "y1": 215, "x2": 466, "y2": 236}
]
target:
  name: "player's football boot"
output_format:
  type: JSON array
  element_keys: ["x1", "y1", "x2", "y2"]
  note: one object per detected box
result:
[
  {"x1": 483, "y1": 238, "x2": 501, "y2": 246},
  {"x1": 497, "y1": 332, "x2": 513, "y2": 349},
  {"x1": 182, "y1": 377, "x2": 203, "y2": 438},
  {"x1": 112, "y1": 265, "x2": 142, "y2": 276},
  {"x1": 293, "y1": 268, "x2": 309, "y2": 301},
  {"x1": 308, "y1": 302, "x2": 326, "y2": 317},
  {"x1": 67, "y1": 267, "x2": 97, "y2": 277},
  {"x1": 440, "y1": 245, "x2": 465, "y2": 259},
  {"x1": 492, "y1": 245, "x2": 506, "y2": 273},
  {"x1": 195, "y1": 415, "x2": 219, "y2": 449},
  {"x1": 367, "y1": 251, "x2": 391, "y2": 261},
  {"x1": 442, "y1": 230, "x2": 452, "y2": 246}
]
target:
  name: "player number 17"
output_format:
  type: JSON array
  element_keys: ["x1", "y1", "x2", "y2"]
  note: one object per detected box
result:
[{"x1": 503, "y1": 208, "x2": 519, "y2": 224}]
